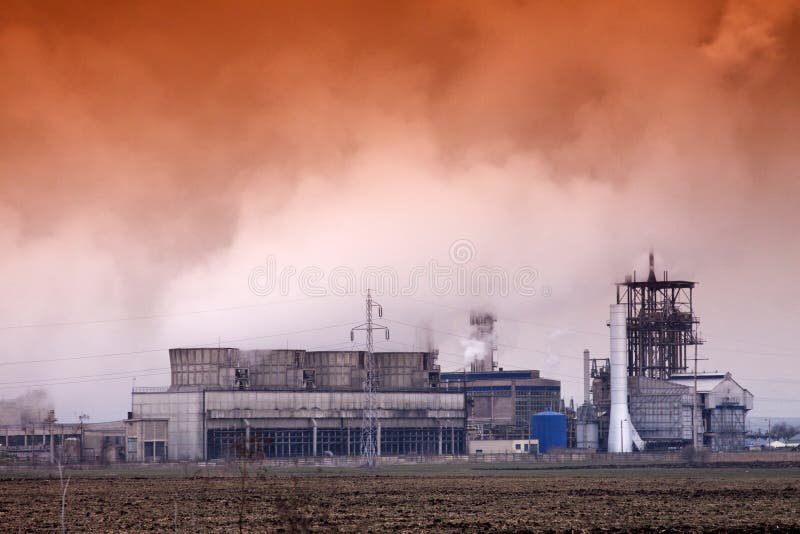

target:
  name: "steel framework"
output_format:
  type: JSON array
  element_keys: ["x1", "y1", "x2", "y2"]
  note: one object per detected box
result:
[
  {"x1": 616, "y1": 252, "x2": 702, "y2": 379},
  {"x1": 350, "y1": 290, "x2": 389, "y2": 467}
]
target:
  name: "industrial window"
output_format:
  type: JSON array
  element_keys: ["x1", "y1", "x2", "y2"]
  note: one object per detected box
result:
[
  {"x1": 234, "y1": 368, "x2": 250, "y2": 390},
  {"x1": 515, "y1": 443, "x2": 521, "y2": 450},
  {"x1": 127, "y1": 437, "x2": 137, "y2": 453},
  {"x1": 144, "y1": 440, "x2": 167, "y2": 461},
  {"x1": 303, "y1": 369, "x2": 316, "y2": 389}
]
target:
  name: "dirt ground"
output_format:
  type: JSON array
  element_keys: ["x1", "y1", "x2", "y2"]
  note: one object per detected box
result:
[{"x1": 1, "y1": 466, "x2": 799, "y2": 532}]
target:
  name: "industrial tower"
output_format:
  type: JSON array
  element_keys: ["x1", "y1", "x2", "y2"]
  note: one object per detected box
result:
[
  {"x1": 616, "y1": 251, "x2": 702, "y2": 379},
  {"x1": 350, "y1": 290, "x2": 389, "y2": 467}
]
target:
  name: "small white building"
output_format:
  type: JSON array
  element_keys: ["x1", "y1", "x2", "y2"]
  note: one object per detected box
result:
[{"x1": 468, "y1": 439, "x2": 538, "y2": 455}]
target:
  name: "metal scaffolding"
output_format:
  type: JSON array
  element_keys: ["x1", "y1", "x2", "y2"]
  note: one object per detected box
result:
[
  {"x1": 628, "y1": 377, "x2": 694, "y2": 445},
  {"x1": 616, "y1": 252, "x2": 702, "y2": 379}
]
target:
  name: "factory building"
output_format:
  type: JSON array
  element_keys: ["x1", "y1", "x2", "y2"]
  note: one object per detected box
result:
[
  {"x1": 0, "y1": 416, "x2": 125, "y2": 464},
  {"x1": 127, "y1": 348, "x2": 466, "y2": 461},
  {"x1": 439, "y1": 370, "x2": 561, "y2": 440},
  {"x1": 669, "y1": 373, "x2": 753, "y2": 451},
  {"x1": 580, "y1": 253, "x2": 753, "y2": 452},
  {"x1": 437, "y1": 312, "x2": 563, "y2": 442}
]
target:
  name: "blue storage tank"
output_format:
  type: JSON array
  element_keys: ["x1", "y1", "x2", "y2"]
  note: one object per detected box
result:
[{"x1": 530, "y1": 410, "x2": 567, "y2": 453}]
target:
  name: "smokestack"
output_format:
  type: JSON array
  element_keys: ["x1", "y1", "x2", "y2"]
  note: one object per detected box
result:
[
  {"x1": 607, "y1": 304, "x2": 632, "y2": 453},
  {"x1": 583, "y1": 349, "x2": 591, "y2": 405},
  {"x1": 468, "y1": 311, "x2": 496, "y2": 372},
  {"x1": 647, "y1": 249, "x2": 657, "y2": 283}
]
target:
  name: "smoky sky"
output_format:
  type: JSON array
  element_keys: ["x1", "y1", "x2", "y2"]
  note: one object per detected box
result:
[{"x1": 1, "y1": 0, "x2": 799, "y2": 421}]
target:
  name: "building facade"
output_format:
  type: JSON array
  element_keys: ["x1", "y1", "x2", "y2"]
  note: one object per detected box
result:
[
  {"x1": 439, "y1": 370, "x2": 561, "y2": 441},
  {"x1": 128, "y1": 347, "x2": 467, "y2": 461}
]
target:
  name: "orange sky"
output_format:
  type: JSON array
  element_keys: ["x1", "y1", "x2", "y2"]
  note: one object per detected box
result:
[{"x1": 1, "y1": 1, "x2": 799, "y2": 421}]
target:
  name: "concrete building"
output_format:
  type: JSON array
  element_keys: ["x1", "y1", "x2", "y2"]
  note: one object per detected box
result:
[
  {"x1": 590, "y1": 367, "x2": 753, "y2": 451},
  {"x1": 669, "y1": 373, "x2": 754, "y2": 451},
  {"x1": 0, "y1": 419, "x2": 125, "y2": 464},
  {"x1": 468, "y1": 439, "x2": 538, "y2": 455},
  {"x1": 127, "y1": 347, "x2": 466, "y2": 461}
]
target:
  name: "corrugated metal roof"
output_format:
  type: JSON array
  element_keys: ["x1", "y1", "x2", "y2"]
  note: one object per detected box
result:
[{"x1": 668, "y1": 374, "x2": 727, "y2": 392}]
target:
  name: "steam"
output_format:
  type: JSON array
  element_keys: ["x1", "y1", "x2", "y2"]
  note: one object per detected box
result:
[
  {"x1": 461, "y1": 339, "x2": 487, "y2": 368},
  {"x1": 0, "y1": 0, "x2": 798, "y2": 419},
  {"x1": 0, "y1": 389, "x2": 54, "y2": 426}
]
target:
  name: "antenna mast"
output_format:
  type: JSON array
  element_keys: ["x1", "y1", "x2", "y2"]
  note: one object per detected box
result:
[{"x1": 350, "y1": 290, "x2": 389, "y2": 467}]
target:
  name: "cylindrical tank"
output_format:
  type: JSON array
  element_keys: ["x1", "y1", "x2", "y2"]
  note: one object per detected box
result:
[
  {"x1": 531, "y1": 410, "x2": 567, "y2": 453},
  {"x1": 576, "y1": 421, "x2": 599, "y2": 449},
  {"x1": 576, "y1": 403, "x2": 598, "y2": 449}
]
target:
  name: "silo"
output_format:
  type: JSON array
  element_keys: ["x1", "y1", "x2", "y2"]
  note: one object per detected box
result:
[
  {"x1": 531, "y1": 410, "x2": 567, "y2": 453},
  {"x1": 576, "y1": 411, "x2": 599, "y2": 449}
]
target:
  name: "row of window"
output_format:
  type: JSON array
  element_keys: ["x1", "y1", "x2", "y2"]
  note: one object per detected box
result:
[{"x1": 207, "y1": 427, "x2": 466, "y2": 459}]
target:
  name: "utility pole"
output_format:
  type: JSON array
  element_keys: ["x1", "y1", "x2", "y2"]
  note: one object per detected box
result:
[
  {"x1": 690, "y1": 340, "x2": 709, "y2": 450},
  {"x1": 46, "y1": 410, "x2": 57, "y2": 464},
  {"x1": 350, "y1": 290, "x2": 389, "y2": 467},
  {"x1": 692, "y1": 343, "x2": 699, "y2": 450},
  {"x1": 78, "y1": 413, "x2": 89, "y2": 463}
]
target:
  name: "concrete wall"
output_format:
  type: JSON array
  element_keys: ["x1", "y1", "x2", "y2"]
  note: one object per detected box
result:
[
  {"x1": 205, "y1": 390, "x2": 464, "y2": 420},
  {"x1": 167, "y1": 349, "x2": 437, "y2": 392},
  {"x1": 132, "y1": 390, "x2": 465, "y2": 461},
  {"x1": 132, "y1": 391, "x2": 204, "y2": 461}
]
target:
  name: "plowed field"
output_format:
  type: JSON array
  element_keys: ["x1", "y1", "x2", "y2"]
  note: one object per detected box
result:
[{"x1": 1, "y1": 466, "x2": 799, "y2": 531}]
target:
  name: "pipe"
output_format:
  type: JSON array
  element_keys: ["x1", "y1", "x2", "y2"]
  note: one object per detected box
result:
[
  {"x1": 311, "y1": 418, "x2": 317, "y2": 457},
  {"x1": 608, "y1": 304, "x2": 632, "y2": 453},
  {"x1": 243, "y1": 418, "x2": 250, "y2": 455},
  {"x1": 583, "y1": 349, "x2": 591, "y2": 405},
  {"x1": 435, "y1": 418, "x2": 443, "y2": 455}
]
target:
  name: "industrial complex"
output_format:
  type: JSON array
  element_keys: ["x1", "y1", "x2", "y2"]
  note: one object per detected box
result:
[
  {"x1": 579, "y1": 253, "x2": 753, "y2": 453},
  {"x1": 0, "y1": 253, "x2": 754, "y2": 463}
]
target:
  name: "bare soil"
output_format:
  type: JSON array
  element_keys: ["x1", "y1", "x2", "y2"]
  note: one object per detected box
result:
[{"x1": 1, "y1": 466, "x2": 799, "y2": 532}]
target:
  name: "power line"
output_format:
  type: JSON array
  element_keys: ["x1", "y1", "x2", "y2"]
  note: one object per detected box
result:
[
  {"x1": 398, "y1": 296, "x2": 607, "y2": 338},
  {"x1": 384, "y1": 318, "x2": 800, "y2": 389},
  {"x1": 755, "y1": 397, "x2": 800, "y2": 404},
  {"x1": 0, "y1": 342, "x2": 371, "y2": 392},
  {"x1": 0, "y1": 295, "x2": 328, "y2": 331},
  {"x1": 382, "y1": 338, "x2": 585, "y2": 383},
  {"x1": 0, "y1": 320, "x2": 360, "y2": 367},
  {"x1": 382, "y1": 316, "x2": 585, "y2": 361},
  {"x1": 0, "y1": 371, "x2": 170, "y2": 392},
  {"x1": 399, "y1": 296, "x2": 799, "y2": 359},
  {"x1": 0, "y1": 367, "x2": 169, "y2": 387}
]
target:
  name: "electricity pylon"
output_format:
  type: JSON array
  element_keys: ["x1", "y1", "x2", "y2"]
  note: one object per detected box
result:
[{"x1": 350, "y1": 290, "x2": 389, "y2": 467}]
